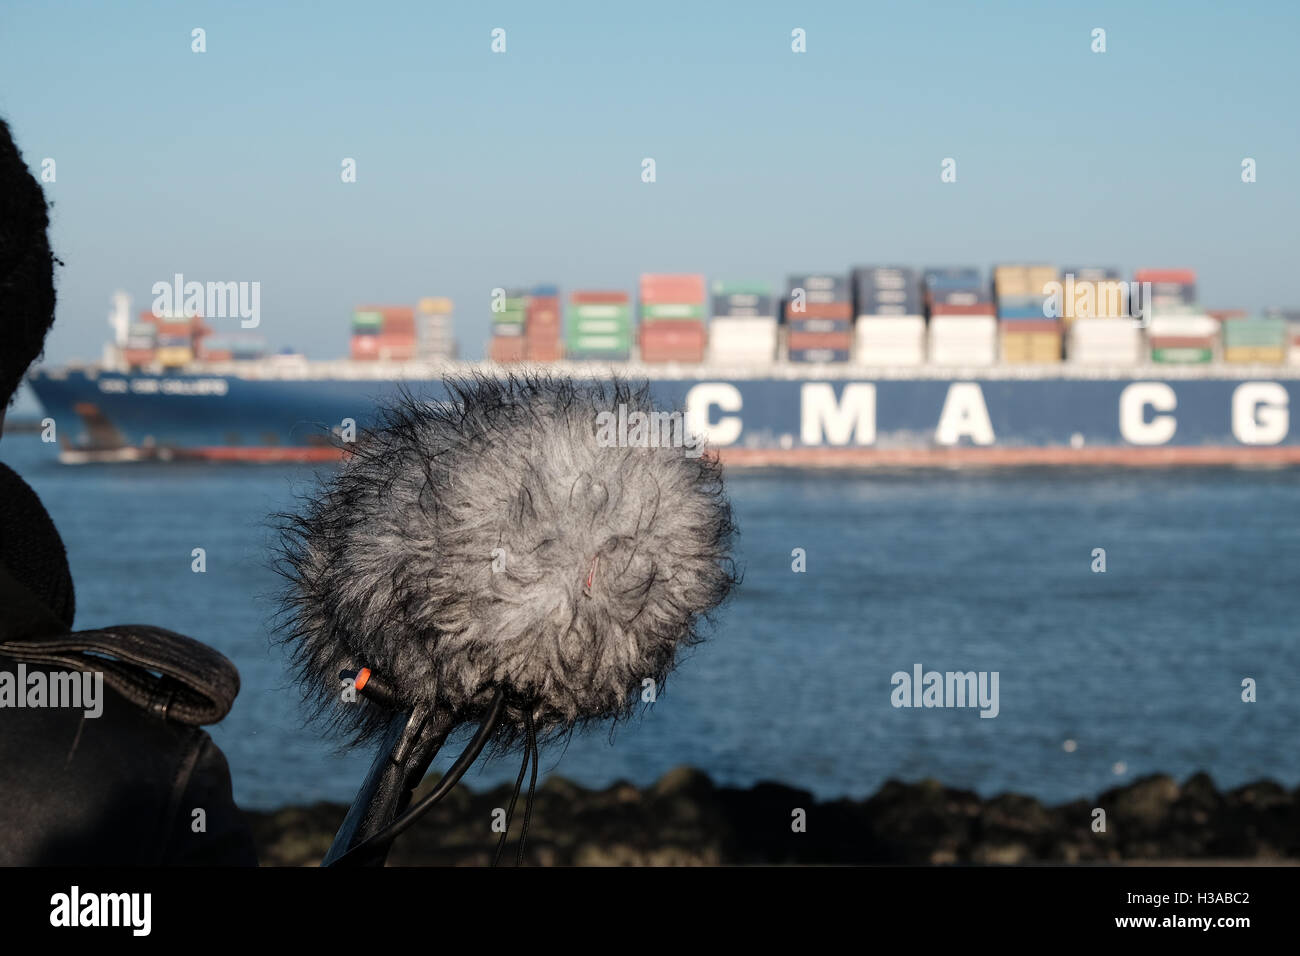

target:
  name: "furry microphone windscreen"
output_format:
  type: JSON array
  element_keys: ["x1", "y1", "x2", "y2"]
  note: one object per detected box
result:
[{"x1": 276, "y1": 374, "x2": 737, "y2": 745}]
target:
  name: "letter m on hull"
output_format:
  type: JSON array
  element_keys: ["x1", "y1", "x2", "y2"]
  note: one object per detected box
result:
[{"x1": 801, "y1": 383, "x2": 876, "y2": 446}]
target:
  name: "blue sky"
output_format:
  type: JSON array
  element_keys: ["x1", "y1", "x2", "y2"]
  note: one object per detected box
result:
[{"x1": 2, "y1": 0, "x2": 1297, "y2": 376}]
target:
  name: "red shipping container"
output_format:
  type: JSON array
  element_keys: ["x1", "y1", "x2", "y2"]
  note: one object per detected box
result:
[
  {"x1": 527, "y1": 310, "x2": 562, "y2": 330},
  {"x1": 122, "y1": 349, "x2": 156, "y2": 365},
  {"x1": 357, "y1": 305, "x2": 415, "y2": 321},
  {"x1": 786, "y1": 302, "x2": 852, "y2": 320},
  {"x1": 1148, "y1": 336, "x2": 1215, "y2": 348},
  {"x1": 1134, "y1": 269, "x2": 1196, "y2": 284},
  {"x1": 639, "y1": 274, "x2": 706, "y2": 304},
  {"x1": 931, "y1": 304, "x2": 996, "y2": 316},
  {"x1": 788, "y1": 331, "x2": 853, "y2": 351},
  {"x1": 525, "y1": 342, "x2": 565, "y2": 362},
  {"x1": 997, "y1": 319, "x2": 1060, "y2": 333},
  {"x1": 641, "y1": 319, "x2": 705, "y2": 333},
  {"x1": 1208, "y1": 309, "x2": 1247, "y2": 320},
  {"x1": 641, "y1": 328, "x2": 706, "y2": 349},
  {"x1": 570, "y1": 291, "x2": 629, "y2": 304},
  {"x1": 489, "y1": 337, "x2": 527, "y2": 362},
  {"x1": 200, "y1": 349, "x2": 233, "y2": 361},
  {"x1": 641, "y1": 347, "x2": 705, "y2": 363},
  {"x1": 351, "y1": 335, "x2": 379, "y2": 360},
  {"x1": 157, "y1": 321, "x2": 194, "y2": 338}
]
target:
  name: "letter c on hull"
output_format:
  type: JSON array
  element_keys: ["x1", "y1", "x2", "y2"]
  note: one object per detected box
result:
[{"x1": 1120, "y1": 382, "x2": 1177, "y2": 445}]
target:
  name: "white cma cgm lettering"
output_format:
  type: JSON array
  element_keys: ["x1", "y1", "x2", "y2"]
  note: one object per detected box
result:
[
  {"x1": 1119, "y1": 382, "x2": 1177, "y2": 444},
  {"x1": 799, "y1": 382, "x2": 995, "y2": 447},
  {"x1": 684, "y1": 383, "x2": 743, "y2": 446},
  {"x1": 801, "y1": 383, "x2": 876, "y2": 445},
  {"x1": 934, "y1": 383, "x2": 995, "y2": 446},
  {"x1": 1121, "y1": 381, "x2": 1290, "y2": 445},
  {"x1": 1232, "y1": 382, "x2": 1289, "y2": 444}
]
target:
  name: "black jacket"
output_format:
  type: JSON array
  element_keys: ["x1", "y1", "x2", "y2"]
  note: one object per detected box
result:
[{"x1": 0, "y1": 463, "x2": 257, "y2": 865}]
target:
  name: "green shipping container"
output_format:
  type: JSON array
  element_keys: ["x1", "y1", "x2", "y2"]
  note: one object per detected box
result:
[
  {"x1": 567, "y1": 332, "x2": 631, "y2": 350},
  {"x1": 570, "y1": 319, "x2": 629, "y2": 335},
  {"x1": 711, "y1": 280, "x2": 773, "y2": 296},
  {"x1": 1222, "y1": 318, "x2": 1286, "y2": 347},
  {"x1": 1151, "y1": 347, "x2": 1213, "y2": 363},
  {"x1": 642, "y1": 303, "x2": 706, "y2": 320},
  {"x1": 569, "y1": 304, "x2": 630, "y2": 322}
]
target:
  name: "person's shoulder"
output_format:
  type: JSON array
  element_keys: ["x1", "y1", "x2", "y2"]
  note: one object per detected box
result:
[{"x1": 0, "y1": 626, "x2": 257, "y2": 865}]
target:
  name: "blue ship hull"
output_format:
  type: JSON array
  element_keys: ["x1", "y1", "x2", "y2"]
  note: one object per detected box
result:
[{"x1": 26, "y1": 365, "x2": 1300, "y2": 465}]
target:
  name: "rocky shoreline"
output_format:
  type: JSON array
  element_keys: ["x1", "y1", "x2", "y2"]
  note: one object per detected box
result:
[{"x1": 244, "y1": 768, "x2": 1300, "y2": 866}]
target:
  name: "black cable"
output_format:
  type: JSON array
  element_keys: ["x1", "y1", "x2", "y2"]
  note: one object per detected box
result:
[
  {"x1": 516, "y1": 710, "x2": 539, "y2": 866},
  {"x1": 329, "y1": 687, "x2": 507, "y2": 867},
  {"x1": 492, "y1": 727, "x2": 531, "y2": 867}
]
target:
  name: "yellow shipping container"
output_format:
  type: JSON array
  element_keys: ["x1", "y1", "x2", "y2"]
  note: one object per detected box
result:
[
  {"x1": 994, "y1": 266, "x2": 1031, "y2": 297},
  {"x1": 156, "y1": 346, "x2": 194, "y2": 366},
  {"x1": 1002, "y1": 331, "x2": 1061, "y2": 363},
  {"x1": 1064, "y1": 280, "x2": 1128, "y2": 322},
  {"x1": 1224, "y1": 346, "x2": 1285, "y2": 364},
  {"x1": 418, "y1": 297, "x2": 455, "y2": 314},
  {"x1": 1026, "y1": 266, "x2": 1060, "y2": 289}
]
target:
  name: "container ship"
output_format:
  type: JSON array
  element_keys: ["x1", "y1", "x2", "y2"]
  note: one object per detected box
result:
[{"x1": 26, "y1": 267, "x2": 1300, "y2": 467}]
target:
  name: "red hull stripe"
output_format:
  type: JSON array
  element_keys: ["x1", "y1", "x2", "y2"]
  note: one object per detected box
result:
[{"x1": 142, "y1": 444, "x2": 1300, "y2": 468}]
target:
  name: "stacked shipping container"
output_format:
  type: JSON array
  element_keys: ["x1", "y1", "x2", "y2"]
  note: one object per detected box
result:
[
  {"x1": 137, "y1": 311, "x2": 212, "y2": 367},
  {"x1": 708, "y1": 280, "x2": 778, "y2": 364},
  {"x1": 1268, "y1": 309, "x2": 1300, "y2": 364},
  {"x1": 452, "y1": 273, "x2": 1300, "y2": 374},
  {"x1": 123, "y1": 314, "x2": 159, "y2": 366},
  {"x1": 638, "y1": 274, "x2": 707, "y2": 363},
  {"x1": 351, "y1": 306, "x2": 416, "y2": 361},
  {"x1": 1137, "y1": 269, "x2": 1215, "y2": 364},
  {"x1": 417, "y1": 297, "x2": 456, "y2": 361},
  {"x1": 567, "y1": 291, "x2": 632, "y2": 360},
  {"x1": 1222, "y1": 315, "x2": 1287, "y2": 364},
  {"x1": 994, "y1": 264, "x2": 1061, "y2": 363},
  {"x1": 925, "y1": 268, "x2": 996, "y2": 366},
  {"x1": 525, "y1": 285, "x2": 563, "y2": 362},
  {"x1": 852, "y1": 266, "x2": 924, "y2": 365},
  {"x1": 785, "y1": 274, "x2": 852, "y2": 362},
  {"x1": 1062, "y1": 267, "x2": 1140, "y2": 365},
  {"x1": 488, "y1": 290, "x2": 528, "y2": 363}
]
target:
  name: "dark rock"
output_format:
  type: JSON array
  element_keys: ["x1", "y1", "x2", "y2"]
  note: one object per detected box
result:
[{"x1": 241, "y1": 767, "x2": 1299, "y2": 866}]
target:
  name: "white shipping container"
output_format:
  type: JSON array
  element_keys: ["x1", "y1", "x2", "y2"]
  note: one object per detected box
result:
[
  {"x1": 855, "y1": 316, "x2": 926, "y2": 365},
  {"x1": 1069, "y1": 346, "x2": 1143, "y2": 365},
  {"x1": 929, "y1": 316, "x2": 997, "y2": 342},
  {"x1": 708, "y1": 319, "x2": 778, "y2": 358},
  {"x1": 856, "y1": 346, "x2": 925, "y2": 366},
  {"x1": 1147, "y1": 314, "x2": 1218, "y2": 337},
  {"x1": 928, "y1": 316, "x2": 997, "y2": 366},
  {"x1": 1068, "y1": 318, "x2": 1142, "y2": 366},
  {"x1": 708, "y1": 350, "x2": 778, "y2": 365},
  {"x1": 855, "y1": 315, "x2": 925, "y2": 336},
  {"x1": 710, "y1": 317, "x2": 779, "y2": 336},
  {"x1": 930, "y1": 344, "x2": 997, "y2": 366}
]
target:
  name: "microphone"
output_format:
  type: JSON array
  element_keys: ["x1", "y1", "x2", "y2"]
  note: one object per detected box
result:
[{"x1": 275, "y1": 374, "x2": 737, "y2": 865}]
